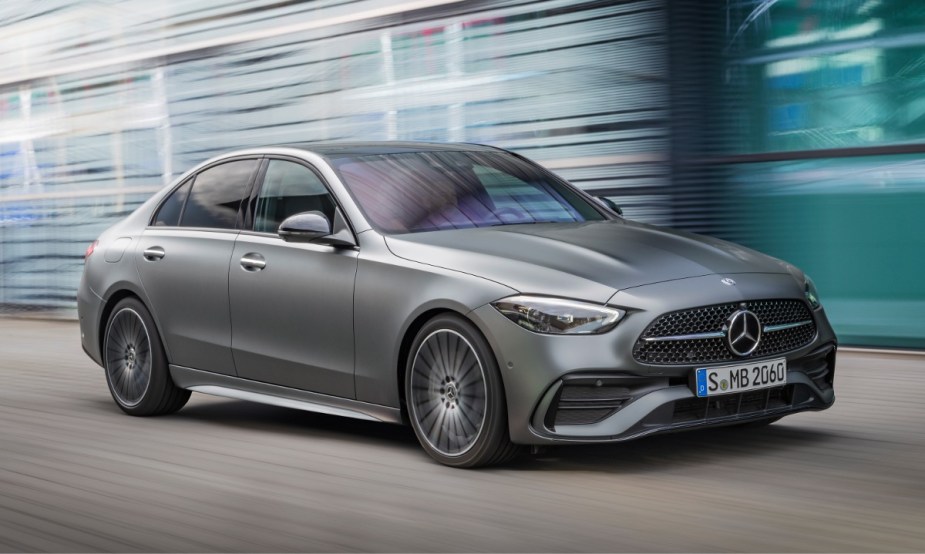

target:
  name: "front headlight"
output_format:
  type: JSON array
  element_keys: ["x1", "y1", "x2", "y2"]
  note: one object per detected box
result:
[
  {"x1": 491, "y1": 295, "x2": 625, "y2": 335},
  {"x1": 804, "y1": 276, "x2": 822, "y2": 309}
]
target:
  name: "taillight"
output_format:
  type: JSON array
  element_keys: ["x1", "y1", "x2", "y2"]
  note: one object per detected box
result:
[{"x1": 85, "y1": 240, "x2": 99, "y2": 259}]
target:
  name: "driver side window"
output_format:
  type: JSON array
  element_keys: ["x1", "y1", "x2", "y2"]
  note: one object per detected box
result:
[{"x1": 254, "y1": 160, "x2": 336, "y2": 233}]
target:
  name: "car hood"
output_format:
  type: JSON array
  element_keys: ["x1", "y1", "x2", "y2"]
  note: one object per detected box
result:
[{"x1": 383, "y1": 220, "x2": 792, "y2": 303}]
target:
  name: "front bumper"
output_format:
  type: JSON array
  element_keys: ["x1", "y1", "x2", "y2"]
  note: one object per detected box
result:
[{"x1": 469, "y1": 273, "x2": 837, "y2": 445}]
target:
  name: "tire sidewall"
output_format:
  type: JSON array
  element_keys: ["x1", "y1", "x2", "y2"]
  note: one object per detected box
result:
[{"x1": 405, "y1": 313, "x2": 510, "y2": 467}]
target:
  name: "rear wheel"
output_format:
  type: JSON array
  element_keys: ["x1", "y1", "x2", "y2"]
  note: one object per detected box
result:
[
  {"x1": 405, "y1": 314, "x2": 521, "y2": 468},
  {"x1": 103, "y1": 297, "x2": 189, "y2": 416}
]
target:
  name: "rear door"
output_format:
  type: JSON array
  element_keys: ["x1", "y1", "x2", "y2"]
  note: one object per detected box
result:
[
  {"x1": 136, "y1": 157, "x2": 260, "y2": 375},
  {"x1": 228, "y1": 157, "x2": 358, "y2": 397}
]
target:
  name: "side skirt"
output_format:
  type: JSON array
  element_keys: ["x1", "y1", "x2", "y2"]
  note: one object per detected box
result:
[{"x1": 169, "y1": 365, "x2": 403, "y2": 424}]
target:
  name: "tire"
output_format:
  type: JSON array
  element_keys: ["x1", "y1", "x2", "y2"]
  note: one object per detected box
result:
[
  {"x1": 405, "y1": 313, "x2": 522, "y2": 468},
  {"x1": 103, "y1": 297, "x2": 190, "y2": 416}
]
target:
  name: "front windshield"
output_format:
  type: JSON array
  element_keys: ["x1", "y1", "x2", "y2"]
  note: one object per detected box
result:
[{"x1": 329, "y1": 150, "x2": 605, "y2": 234}]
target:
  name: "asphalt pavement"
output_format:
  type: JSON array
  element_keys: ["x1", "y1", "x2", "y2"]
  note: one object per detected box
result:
[{"x1": 1, "y1": 318, "x2": 923, "y2": 552}]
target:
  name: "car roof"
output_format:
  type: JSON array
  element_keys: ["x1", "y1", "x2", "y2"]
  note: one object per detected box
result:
[{"x1": 278, "y1": 141, "x2": 502, "y2": 156}]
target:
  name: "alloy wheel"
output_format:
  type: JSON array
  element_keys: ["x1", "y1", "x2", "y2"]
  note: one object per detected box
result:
[
  {"x1": 409, "y1": 329, "x2": 488, "y2": 457},
  {"x1": 105, "y1": 308, "x2": 153, "y2": 407}
]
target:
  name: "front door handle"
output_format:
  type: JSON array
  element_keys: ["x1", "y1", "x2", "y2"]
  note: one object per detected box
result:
[
  {"x1": 240, "y1": 253, "x2": 266, "y2": 271},
  {"x1": 143, "y1": 246, "x2": 165, "y2": 261}
]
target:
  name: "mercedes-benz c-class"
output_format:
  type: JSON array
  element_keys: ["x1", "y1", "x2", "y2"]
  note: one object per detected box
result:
[{"x1": 78, "y1": 142, "x2": 836, "y2": 467}]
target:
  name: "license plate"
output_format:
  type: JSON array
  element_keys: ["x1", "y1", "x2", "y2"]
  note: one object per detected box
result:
[{"x1": 695, "y1": 358, "x2": 787, "y2": 398}]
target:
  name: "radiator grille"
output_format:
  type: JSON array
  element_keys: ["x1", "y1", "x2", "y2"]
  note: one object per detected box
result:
[{"x1": 634, "y1": 299, "x2": 816, "y2": 365}]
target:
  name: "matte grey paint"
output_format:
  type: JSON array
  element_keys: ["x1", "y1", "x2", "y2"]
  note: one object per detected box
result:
[
  {"x1": 277, "y1": 211, "x2": 331, "y2": 241},
  {"x1": 135, "y1": 229, "x2": 238, "y2": 376},
  {"x1": 229, "y1": 233, "x2": 357, "y2": 398},
  {"x1": 103, "y1": 237, "x2": 133, "y2": 263},
  {"x1": 352, "y1": 231, "x2": 515, "y2": 407},
  {"x1": 78, "y1": 142, "x2": 837, "y2": 446},
  {"x1": 385, "y1": 220, "x2": 792, "y2": 301}
]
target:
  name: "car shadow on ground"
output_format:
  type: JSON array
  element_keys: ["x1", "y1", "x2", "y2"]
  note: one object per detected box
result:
[
  {"x1": 510, "y1": 424, "x2": 836, "y2": 473},
  {"x1": 155, "y1": 397, "x2": 836, "y2": 472}
]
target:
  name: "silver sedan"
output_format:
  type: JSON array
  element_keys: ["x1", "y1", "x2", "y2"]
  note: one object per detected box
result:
[{"x1": 78, "y1": 142, "x2": 837, "y2": 467}]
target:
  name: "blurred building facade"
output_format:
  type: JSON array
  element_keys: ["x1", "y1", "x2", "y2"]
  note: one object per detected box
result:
[
  {"x1": 723, "y1": 0, "x2": 925, "y2": 348},
  {"x1": 0, "y1": 0, "x2": 922, "y2": 348}
]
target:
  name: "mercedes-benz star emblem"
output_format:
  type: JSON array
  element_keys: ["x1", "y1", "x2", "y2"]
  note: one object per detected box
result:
[
  {"x1": 726, "y1": 309, "x2": 761, "y2": 356},
  {"x1": 721, "y1": 277, "x2": 736, "y2": 286}
]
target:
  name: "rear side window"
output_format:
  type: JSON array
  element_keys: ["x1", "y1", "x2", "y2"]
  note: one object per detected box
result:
[
  {"x1": 180, "y1": 159, "x2": 258, "y2": 229},
  {"x1": 152, "y1": 179, "x2": 192, "y2": 226}
]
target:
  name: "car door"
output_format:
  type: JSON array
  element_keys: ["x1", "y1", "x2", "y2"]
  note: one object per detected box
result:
[
  {"x1": 228, "y1": 158, "x2": 358, "y2": 398},
  {"x1": 136, "y1": 157, "x2": 260, "y2": 376}
]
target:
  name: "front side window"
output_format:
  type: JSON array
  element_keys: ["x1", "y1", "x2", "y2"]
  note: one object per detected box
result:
[
  {"x1": 253, "y1": 160, "x2": 336, "y2": 233},
  {"x1": 329, "y1": 151, "x2": 604, "y2": 234},
  {"x1": 179, "y1": 159, "x2": 258, "y2": 229}
]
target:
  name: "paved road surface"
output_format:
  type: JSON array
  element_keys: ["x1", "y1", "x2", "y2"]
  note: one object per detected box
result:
[{"x1": 1, "y1": 318, "x2": 923, "y2": 552}]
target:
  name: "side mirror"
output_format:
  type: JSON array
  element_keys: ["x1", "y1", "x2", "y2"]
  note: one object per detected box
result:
[
  {"x1": 278, "y1": 212, "x2": 331, "y2": 242},
  {"x1": 278, "y1": 209, "x2": 357, "y2": 248},
  {"x1": 595, "y1": 196, "x2": 623, "y2": 216}
]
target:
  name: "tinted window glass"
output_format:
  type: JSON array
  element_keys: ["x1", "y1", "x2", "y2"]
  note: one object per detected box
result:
[
  {"x1": 180, "y1": 160, "x2": 257, "y2": 229},
  {"x1": 153, "y1": 179, "x2": 192, "y2": 226},
  {"x1": 330, "y1": 151, "x2": 603, "y2": 234},
  {"x1": 254, "y1": 160, "x2": 336, "y2": 233},
  {"x1": 475, "y1": 165, "x2": 587, "y2": 223}
]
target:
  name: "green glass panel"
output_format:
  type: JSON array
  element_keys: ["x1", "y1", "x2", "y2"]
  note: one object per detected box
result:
[
  {"x1": 726, "y1": 155, "x2": 925, "y2": 348},
  {"x1": 727, "y1": 0, "x2": 925, "y2": 153}
]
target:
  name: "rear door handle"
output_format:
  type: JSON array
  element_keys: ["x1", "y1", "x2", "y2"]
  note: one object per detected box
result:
[
  {"x1": 240, "y1": 253, "x2": 266, "y2": 271},
  {"x1": 143, "y1": 246, "x2": 165, "y2": 261}
]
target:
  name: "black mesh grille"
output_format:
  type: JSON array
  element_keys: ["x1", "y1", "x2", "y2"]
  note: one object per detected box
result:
[
  {"x1": 753, "y1": 323, "x2": 817, "y2": 359},
  {"x1": 547, "y1": 384, "x2": 633, "y2": 428},
  {"x1": 554, "y1": 408, "x2": 615, "y2": 426},
  {"x1": 633, "y1": 299, "x2": 816, "y2": 365}
]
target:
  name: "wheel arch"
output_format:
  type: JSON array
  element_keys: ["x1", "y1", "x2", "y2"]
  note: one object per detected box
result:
[
  {"x1": 395, "y1": 305, "x2": 508, "y2": 425},
  {"x1": 396, "y1": 308, "x2": 454, "y2": 422},
  {"x1": 98, "y1": 286, "x2": 169, "y2": 362}
]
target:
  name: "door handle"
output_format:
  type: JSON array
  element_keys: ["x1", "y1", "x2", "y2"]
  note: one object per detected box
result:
[
  {"x1": 143, "y1": 246, "x2": 165, "y2": 261},
  {"x1": 240, "y1": 253, "x2": 266, "y2": 271}
]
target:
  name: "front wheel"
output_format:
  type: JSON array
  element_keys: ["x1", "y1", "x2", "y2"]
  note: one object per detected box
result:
[
  {"x1": 103, "y1": 297, "x2": 190, "y2": 416},
  {"x1": 405, "y1": 314, "x2": 521, "y2": 468}
]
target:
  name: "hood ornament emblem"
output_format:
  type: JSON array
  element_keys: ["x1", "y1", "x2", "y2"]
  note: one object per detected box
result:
[{"x1": 721, "y1": 277, "x2": 736, "y2": 286}]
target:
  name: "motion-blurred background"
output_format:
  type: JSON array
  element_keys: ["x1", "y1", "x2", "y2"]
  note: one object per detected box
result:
[{"x1": 0, "y1": 0, "x2": 922, "y2": 348}]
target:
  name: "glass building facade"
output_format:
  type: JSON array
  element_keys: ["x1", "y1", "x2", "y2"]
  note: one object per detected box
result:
[
  {"x1": 724, "y1": 0, "x2": 925, "y2": 347},
  {"x1": 0, "y1": 0, "x2": 670, "y2": 311},
  {"x1": 1, "y1": 0, "x2": 922, "y2": 347}
]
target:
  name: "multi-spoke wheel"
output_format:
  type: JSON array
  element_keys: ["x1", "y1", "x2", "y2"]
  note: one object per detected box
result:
[
  {"x1": 103, "y1": 297, "x2": 189, "y2": 416},
  {"x1": 106, "y1": 307, "x2": 153, "y2": 407},
  {"x1": 406, "y1": 314, "x2": 521, "y2": 467},
  {"x1": 410, "y1": 329, "x2": 487, "y2": 456}
]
